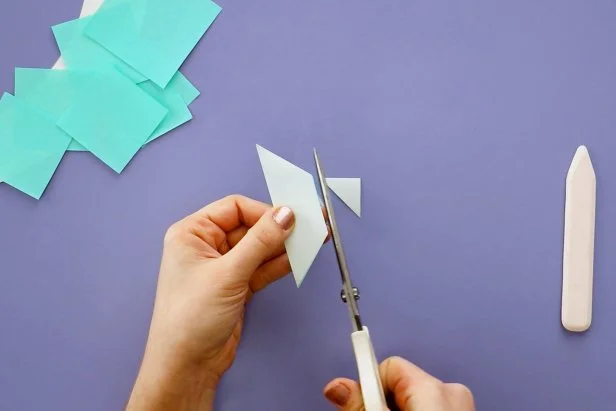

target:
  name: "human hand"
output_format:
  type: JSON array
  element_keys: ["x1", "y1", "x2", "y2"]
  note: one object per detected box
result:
[
  {"x1": 127, "y1": 195, "x2": 296, "y2": 411},
  {"x1": 324, "y1": 356, "x2": 475, "y2": 411}
]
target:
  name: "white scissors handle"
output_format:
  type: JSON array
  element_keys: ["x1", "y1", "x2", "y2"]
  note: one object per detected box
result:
[{"x1": 351, "y1": 326, "x2": 387, "y2": 411}]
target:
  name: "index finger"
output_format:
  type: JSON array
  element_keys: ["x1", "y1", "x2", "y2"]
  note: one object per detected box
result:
[{"x1": 189, "y1": 195, "x2": 271, "y2": 232}]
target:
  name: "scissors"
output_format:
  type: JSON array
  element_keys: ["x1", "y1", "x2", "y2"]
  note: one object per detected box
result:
[{"x1": 314, "y1": 149, "x2": 388, "y2": 411}]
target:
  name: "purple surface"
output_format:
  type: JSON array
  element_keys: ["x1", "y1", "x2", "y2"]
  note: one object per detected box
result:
[{"x1": 1, "y1": 0, "x2": 616, "y2": 409}]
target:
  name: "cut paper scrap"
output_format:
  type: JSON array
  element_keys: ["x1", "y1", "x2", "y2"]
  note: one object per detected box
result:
[
  {"x1": 0, "y1": 93, "x2": 71, "y2": 199},
  {"x1": 53, "y1": 0, "x2": 104, "y2": 69},
  {"x1": 562, "y1": 145, "x2": 596, "y2": 333},
  {"x1": 139, "y1": 81, "x2": 192, "y2": 143},
  {"x1": 84, "y1": 0, "x2": 221, "y2": 88},
  {"x1": 257, "y1": 145, "x2": 328, "y2": 287},
  {"x1": 57, "y1": 70, "x2": 167, "y2": 173},
  {"x1": 326, "y1": 177, "x2": 361, "y2": 217},
  {"x1": 14, "y1": 68, "x2": 94, "y2": 152}
]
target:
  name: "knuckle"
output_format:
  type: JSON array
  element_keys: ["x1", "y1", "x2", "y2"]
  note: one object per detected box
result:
[
  {"x1": 252, "y1": 227, "x2": 278, "y2": 250},
  {"x1": 446, "y1": 383, "x2": 474, "y2": 401},
  {"x1": 380, "y1": 356, "x2": 400, "y2": 371},
  {"x1": 223, "y1": 193, "x2": 245, "y2": 205},
  {"x1": 163, "y1": 222, "x2": 185, "y2": 245},
  {"x1": 223, "y1": 193, "x2": 241, "y2": 202},
  {"x1": 413, "y1": 380, "x2": 445, "y2": 401},
  {"x1": 379, "y1": 357, "x2": 393, "y2": 376},
  {"x1": 341, "y1": 389, "x2": 365, "y2": 411},
  {"x1": 429, "y1": 381, "x2": 446, "y2": 395},
  {"x1": 388, "y1": 355, "x2": 405, "y2": 364}
]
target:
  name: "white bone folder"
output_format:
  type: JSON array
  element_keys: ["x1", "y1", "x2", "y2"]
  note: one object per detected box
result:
[{"x1": 562, "y1": 145, "x2": 596, "y2": 332}]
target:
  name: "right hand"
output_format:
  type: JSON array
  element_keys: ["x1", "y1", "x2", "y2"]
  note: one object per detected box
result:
[{"x1": 323, "y1": 356, "x2": 475, "y2": 411}]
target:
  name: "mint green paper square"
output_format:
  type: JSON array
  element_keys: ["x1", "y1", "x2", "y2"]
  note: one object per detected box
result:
[
  {"x1": 14, "y1": 68, "x2": 95, "y2": 152},
  {"x1": 53, "y1": 17, "x2": 147, "y2": 83},
  {"x1": 138, "y1": 83, "x2": 192, "y2": 143},
  {"x1": 85, "y1": 0, "x2": 221, "y2": 88},
  {"x1": 0, "y1": 93, "x2": 71, "y2": 199},
  {"x1": 57, "y1": 70, "x2": 168, "y2": 173}
]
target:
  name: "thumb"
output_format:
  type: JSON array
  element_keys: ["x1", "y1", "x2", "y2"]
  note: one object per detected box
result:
[
  {"x1": 224, "y1": 206, "x2": 295, "y2": 281},
  {"x1": 380, "y1": 356, "x2": 441, "y2": 410},
  {"x1": 323, "y1": 378, "x2": 367, "y2": 411}
]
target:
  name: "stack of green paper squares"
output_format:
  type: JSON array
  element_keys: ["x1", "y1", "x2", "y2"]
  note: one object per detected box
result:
[{"x1": 0, "y1": 0, "x2": 221, "y2": 199}]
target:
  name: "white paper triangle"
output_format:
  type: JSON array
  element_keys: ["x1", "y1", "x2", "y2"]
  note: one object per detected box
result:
[
  {"x1": 79, "y1": 0, "x2": 105, "y2": 17},
  {"x1": 326, "y1": 178, "x2": 361, "y2": 217},
  {"x1": 257, "y1": 145, "x2": 328, "y2": 287}
]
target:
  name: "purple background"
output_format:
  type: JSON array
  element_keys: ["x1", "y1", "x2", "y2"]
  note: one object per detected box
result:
[{"x1": 1, "y1": 0, "x2": 616, "y2": 409}]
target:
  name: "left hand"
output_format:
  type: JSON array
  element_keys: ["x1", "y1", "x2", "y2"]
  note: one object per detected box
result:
[{"x1": 127, "y1": 195, "x2": 296, "y2": 411}]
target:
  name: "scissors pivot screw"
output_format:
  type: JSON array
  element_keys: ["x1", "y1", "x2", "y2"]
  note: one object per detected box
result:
[{"x1": 341, "y1": 287, "x2": 360, "y2": 303}]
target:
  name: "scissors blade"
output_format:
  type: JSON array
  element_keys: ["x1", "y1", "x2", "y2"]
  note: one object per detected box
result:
[{"x1": 313, "y1": 149, "x2": 363, "y2": 332}]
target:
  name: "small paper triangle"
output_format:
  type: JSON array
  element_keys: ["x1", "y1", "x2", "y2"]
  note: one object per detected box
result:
[{"x1": 326, "y1": 178, "x2": 361, "y2": 217}]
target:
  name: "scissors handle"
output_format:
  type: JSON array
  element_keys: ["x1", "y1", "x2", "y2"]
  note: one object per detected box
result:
[{"x1": 351, "y1": 327, "x2": 387, "y2": 411}]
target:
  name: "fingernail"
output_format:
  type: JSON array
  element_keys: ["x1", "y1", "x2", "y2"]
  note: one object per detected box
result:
[
  {"x1": 325, "y1": 383, "x2": 350, "y2": 406},
  {"x1": 273, "y1": 206, "x2": 295, "y2": 230}
]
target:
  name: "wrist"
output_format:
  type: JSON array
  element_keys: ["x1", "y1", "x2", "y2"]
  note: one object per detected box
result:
[{"x1": 127, "y1": 348, "x2": 219, "y2": 411}]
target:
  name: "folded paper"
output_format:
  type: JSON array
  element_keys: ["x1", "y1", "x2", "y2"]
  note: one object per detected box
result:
[
  {"x1": 0, "y1": 93, "x2": 71, "y2": 199},
  {"x1": 326, "y1": 177, "x2": 362, "y2": 217},
  {"x1": 84, "y1": 0, "x2": 221, "y2": 88},
  {"x1": 257, "y1": 145, "x2": 328, "y2": 287},
  {"x1": 57, "y1": 70, "x2": 168, "y2": 173}
]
